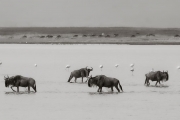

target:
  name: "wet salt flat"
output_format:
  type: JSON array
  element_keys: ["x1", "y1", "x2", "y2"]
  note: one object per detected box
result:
[{"x1": 0, "y1": 44, "x2": 180, "y2": 120}]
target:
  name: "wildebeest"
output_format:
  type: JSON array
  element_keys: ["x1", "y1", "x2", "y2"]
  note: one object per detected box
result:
[
  {"x1": 4, "y1": 75, "x2": 37, "y2": 92},
  {"x1": 46, "y1": 35, "x2": 53, "y2": 38},
  {"x1": 88, "y1": 75, "x2": 123, "y2": 92},
  {"x1": 22, "y1": 35, "x2": 27, "y2": 38},
  {"x1": 131, "y1": 35, "x2": 136, "y2": 37},
  {"x1": 67, "y1": 67, "x2": 93, "y2": 83},
  {"x1": 144, "y1": 71, "x2": 169, "y2": 86},
  {"x1": 40, "y1": 35, "x2": 45, "y2": 38},
  {"x1": 174, "y1": 34, "x2": 180, "y2": 37},
  {"x1": 146, "y1": 34, "x2": 155, "y2": 37},
  {"x1": 73, "y1": 35, "x2": 78, "y2": 37},
  {"x1": 56, "y1": 35, "x2": 61, "y2": 38},
  {"x1": 105, "y1": 35, "x2": 110, "y2": 37}
]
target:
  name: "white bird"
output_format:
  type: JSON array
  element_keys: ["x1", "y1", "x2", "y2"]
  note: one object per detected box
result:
[
  {"x1": 66, "y1": 65, "x2": 70, "y2": 68},
  {"x1": 66, "y1": 65, "x2": 71, "y2": 71},
  {"x1": 130, "y1": 64, "x2": 134, "y2": 67},
  {"x1": 99, "y1": 65, "x2": 103, "y2": 71},
  {"x1": 150, "y1": 68, "x2": 154, "y2": 72},
  {"x1": 115, "y1": 64, "x2": 119, "y2": 68},
  {"x1": 102, "y1": 33, "x2": 105, "y2": 36},
  {"x1": 34, "y1": 64, "x2": 37, "y2": 67},
  {"x1": 177, "y1": 66, "x2": 180, "y2": 69}
]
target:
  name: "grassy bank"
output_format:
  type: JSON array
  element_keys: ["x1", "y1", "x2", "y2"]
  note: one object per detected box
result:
[{"x1": 0, "y1": 27, "x2": 180, "y2": 45}]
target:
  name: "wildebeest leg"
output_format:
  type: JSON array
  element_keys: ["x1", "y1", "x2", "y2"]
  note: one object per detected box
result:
[
  {"x1": 158, "y1": 81, "x2": 161, "y2": 85},
  {"x1": 155, "y1": 81, "x2": 158, "y2": 86},
  {"x1": 32, "y1": 84, "x2": 37, "y2": 92},
  {"x1": 111, "y1": 87, "x2": 114, "y2": 92},
  {"x1": 74, "y1": 78, "x2": 77, "y2": 83},
  {"x1": 99, "y1": 87, "x2": 102, "y2": 92},
  {"x1": 97, "y1": 88, "x2": 100, "y2": 92},
  {"x1": 28, "y1": 86, "x2": 30, "y2": 93},
  {"x1": 82, "y1": 77, "x2": 83, "y2": 83},
  {"x1": 115, "y1": 85, "x2": 120, "y2": 92},
  {"x1": 17, "y1": 87, "x2": 19, "y2": 92},
  {"x1": 11, "y1": 86, "x2": 16, "y2": 92}
]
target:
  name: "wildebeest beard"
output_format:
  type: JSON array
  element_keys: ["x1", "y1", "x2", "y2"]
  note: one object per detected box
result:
[{"x1": 88, "y1": 78, "x2": 98, "y2": 87}]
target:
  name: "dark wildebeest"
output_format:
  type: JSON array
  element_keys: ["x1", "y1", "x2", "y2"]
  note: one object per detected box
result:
[
  {"x1": 22, "y1": 35, "x2": 27, "y2": 38},
  {"x1": 73, "y1": 35, "x2": 78, "y2": 37},
  {"x1": 4, "y1": 75, "x2": 37, "y2": 92},
  {"x1": 174, "y1": 34, "x2": 180, "y2": 37},
  {"x1": 40, "y1": 36, "x2": 45, "y2": 38},
  {"x1": 88, "y1": 75, "x2": 123, "y2": 93},
  {"x1": 144, "y1": 71, "x2": 169, "y2": 86},
  {"x1": 131, "y1": 35, "x2": 136, "y2": 37},
  {"x1": 67, "y1": 67, "x2": 93, "y2": 83},
  {"x1": 46, "y1": 35, "x2": 53, "y2": 38},
  {"x1": 56, "y1": 35, "x2": 61, "y2": 38},
  {"x1": 105, "y1": 35, "x2": 110, "y2": 37}
]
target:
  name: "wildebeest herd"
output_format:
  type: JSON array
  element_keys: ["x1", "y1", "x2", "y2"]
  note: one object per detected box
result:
[{"x1": 4, "y1": 66, "x2": 169, "y2": 93}]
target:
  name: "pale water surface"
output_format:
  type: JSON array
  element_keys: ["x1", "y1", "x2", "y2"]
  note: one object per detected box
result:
[{"x1": 0, "y1": 44, "x2": 180, "y2": 120}]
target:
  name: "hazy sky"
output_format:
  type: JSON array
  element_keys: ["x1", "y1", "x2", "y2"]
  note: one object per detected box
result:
[{"x1": 0, "y1": 0, "x2": 180, "y2": 28}]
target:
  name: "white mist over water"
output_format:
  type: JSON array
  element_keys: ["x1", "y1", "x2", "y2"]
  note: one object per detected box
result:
[{"x1": 0, "y1": 44, "x2": 180, "y2": 120}]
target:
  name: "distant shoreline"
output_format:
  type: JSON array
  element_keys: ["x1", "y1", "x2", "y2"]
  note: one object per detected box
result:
[{"x1": 0, "y1": 27, "x2": 180, "y2": 45}]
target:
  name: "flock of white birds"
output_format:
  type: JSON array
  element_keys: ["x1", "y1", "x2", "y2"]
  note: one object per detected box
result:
[{"x1": 0, "y1": 61, "x2": 180, "y2": 72}]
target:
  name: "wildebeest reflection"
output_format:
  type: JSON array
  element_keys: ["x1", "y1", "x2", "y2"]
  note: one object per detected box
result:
[
  {"x1": 144, "y1": 71, "x2": 169, "y2": 86},
  {"x1": 68, "y1": 67, "x2": 93, "y2": 83},
  {"x1": 4, "y1": 75, "x2": 37, "y2": 92},
  {"x1": 88, "y1": 75, "x2": 123, "y2": 92}
]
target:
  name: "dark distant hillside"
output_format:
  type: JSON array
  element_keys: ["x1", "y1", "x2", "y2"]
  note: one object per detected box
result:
[{"x1": 0, "y1": 27, "x2": 180, "y2": 37}]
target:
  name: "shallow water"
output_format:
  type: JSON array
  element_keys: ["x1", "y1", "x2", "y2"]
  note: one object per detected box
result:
[{"x1": 0, "y1": 44, "x2": 180, "y2": 120}]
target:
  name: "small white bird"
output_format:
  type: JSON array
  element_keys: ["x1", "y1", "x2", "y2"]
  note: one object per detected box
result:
[
  {"x1": 99, "y1": 65, "x2": 103, "y2": 68},
  {"x1": 66, "y1": 65, "x2": 71, "y2": 71},
  {"x1": 150, "y1": 68, "x2": 154, "y2": 72},
  {"x1": 34, "y1": 64, "x2": 37, "y2": 67},
  {"x1": 99, "y1": 65, "x2": 103, "y2": 71},
  {"x1": 115, "y1": 64, "x2": 119, "y2": 68},
  {"x1": 130, "y1": 64, "x2": 134, "y2": 67},
  {"x1": 66, "y1": 65, "x2": 70, "y2": 68},
  {"x1": 177, "y1": 66, "x2": 180, "y2": 69},
  {"x1": 102, "y1": 33, "x2": 105, "y2": 36}
]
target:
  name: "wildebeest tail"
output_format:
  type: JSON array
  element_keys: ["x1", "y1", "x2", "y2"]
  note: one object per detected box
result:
[
  {"x1": 34, "y1": 82, "x2": 37, "y2": 92},
  {"x1": 118, "y1": 81, "x2": 123, "y2": 92}
]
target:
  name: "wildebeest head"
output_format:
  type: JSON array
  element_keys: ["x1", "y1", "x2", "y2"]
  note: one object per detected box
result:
[
  {"x1": 4, "y1": 75, "x2": 10, "y2": 87},
  {"x1": 163, "y1": 71, "x2": 169, "y2": 81},
  {"x1": 88, "y1": 75, "x2": 97, "y2": 87},
  {"x1": 86, "y1": 66, "x2": 93, "y2": 75}
]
